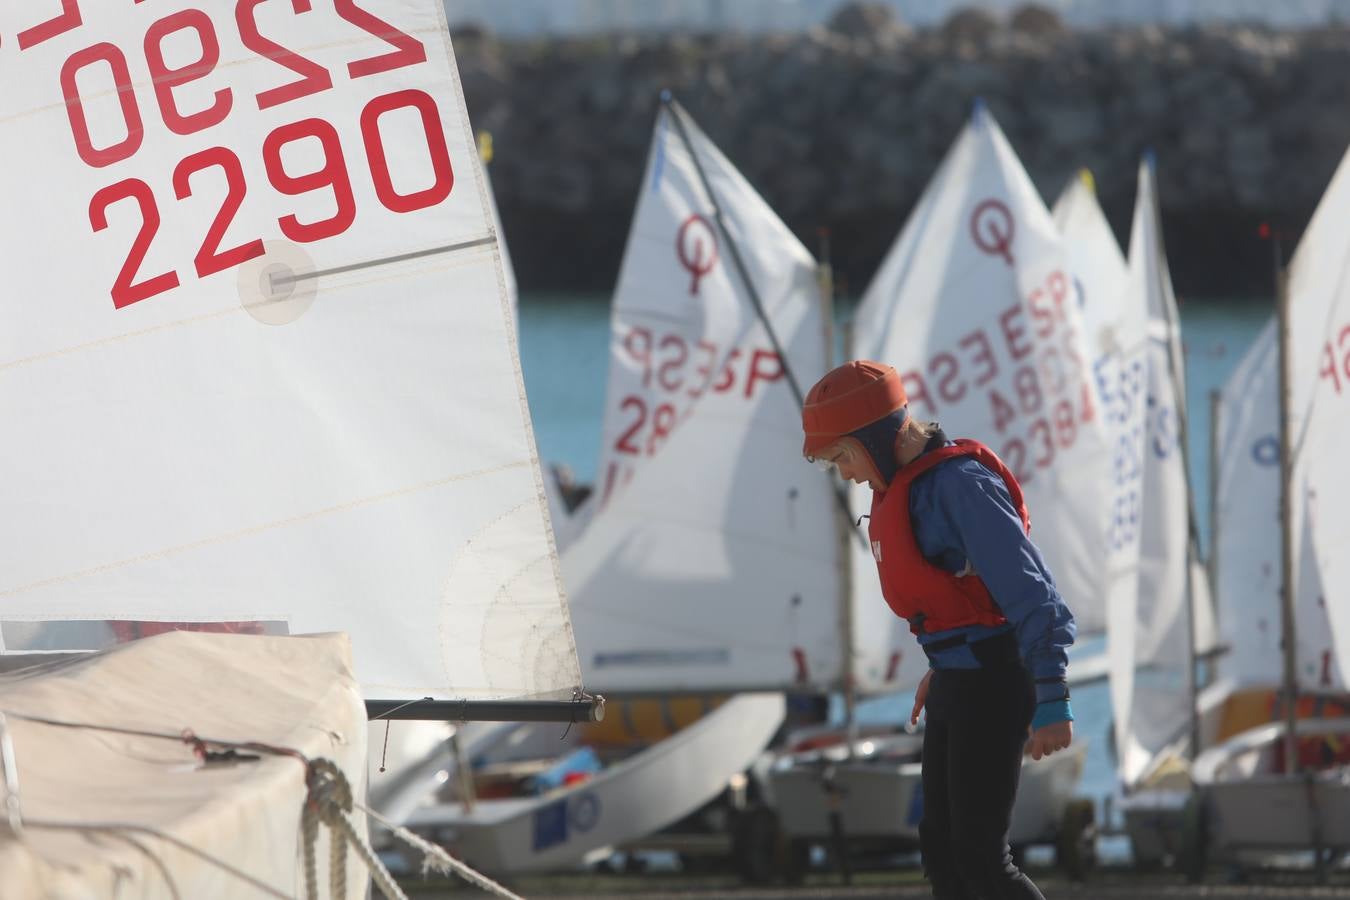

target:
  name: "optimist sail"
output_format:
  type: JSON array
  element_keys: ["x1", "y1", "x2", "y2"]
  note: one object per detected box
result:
[
  {"x1": 1108, "y1": 157, "x2": 1216, "y2": 785},
  {"x1": 1214, "y1": 319, "x2": 1340, "y2": 689},
  {"x1": 849, "y1": 106, "x2": 1111, "y2": 693},
  {"x1": 1286, "y1": 143, "x2": 1350, "y2": 689},
  {"x1": 563, "y1": 100, "x2": 843, "y2": 693},
  {"x1": 0, "y1": 1, "x2": 581, "y2": 701},
  {"x1": 1051, "y1": 170, "x2": 1129, "y2": 638}
]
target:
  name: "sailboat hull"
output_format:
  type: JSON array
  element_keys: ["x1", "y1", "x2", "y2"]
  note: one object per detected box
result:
[
  {"x1": 769, "y1": 738, "x2": 1088, "y2": 846},
  {"x1": 400, "y1": 692, "x2": 785, "y2": 873},
  {"x1": 1192, "y1": 717, "x2": 1350, "y2": 857}
]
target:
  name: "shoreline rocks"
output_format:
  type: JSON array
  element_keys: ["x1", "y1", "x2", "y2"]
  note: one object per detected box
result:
[{"x1": 457, "y1": 14, "x2": 1346, "y2": 300}]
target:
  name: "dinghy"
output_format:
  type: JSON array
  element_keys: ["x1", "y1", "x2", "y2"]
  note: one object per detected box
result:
[
  {"x1": 387, "y1": 96, "x2": 832, "y2": 874},
  {"x1": 768, "y1": 104, "x2": 1105, "y2": 874},
  {"x1": 1094, "y1": 155, "x2": 1226, "y2": 866},
  {"x1": 1185, "y1": 138, "x2": 1350, "y2": 875},
  {"x1": 0, "y1": 1, "x2": 585, "y2": 892},
  {"x1": 1051, "y1": 169, "x2": 1127, "y2": 650}
]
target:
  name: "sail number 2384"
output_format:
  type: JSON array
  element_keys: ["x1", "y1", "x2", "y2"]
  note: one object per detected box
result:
[{"x1": 22, "y1": 1, "x2": 452, "y2": 309}]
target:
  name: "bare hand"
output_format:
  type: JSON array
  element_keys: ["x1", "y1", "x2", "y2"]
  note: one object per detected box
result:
[
  {"x1": 1026, "y1": 720, "x2": 1073, "y2": 760},
  {"x1": 910, "y1": 670, "x2": 933, "y2": 727}
]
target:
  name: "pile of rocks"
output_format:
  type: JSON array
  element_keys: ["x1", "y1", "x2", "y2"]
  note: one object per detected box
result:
[{"x1": 455, "y1": 4, "x2": 1345, "y2": 298}]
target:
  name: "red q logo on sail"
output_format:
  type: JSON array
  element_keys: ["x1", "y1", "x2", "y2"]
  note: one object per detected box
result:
[
  {"x1": 970, "y1": 199, "x2": 1016, "y2": 267},
  {"x1": 676, "y1": 214, "x2": 719, "y2": 295}
]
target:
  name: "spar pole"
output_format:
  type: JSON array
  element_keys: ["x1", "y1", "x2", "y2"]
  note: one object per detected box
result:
[
  {"x1": 1274, "y1": 232, "x2": 1300, "y2": 775},
  {"x1": 1206, "y1": 386, "x2": 1221, "y2": 684},
  {"x1": 816, "y1": 227, "x2": 860, "y2": 748},
  {"x1": 366, "y1": 697, "x2": 603, "y2": 723}
]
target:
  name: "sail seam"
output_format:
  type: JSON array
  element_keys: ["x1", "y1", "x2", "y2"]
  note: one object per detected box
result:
[{"x1": 0, "y1": 463, "x2": 529, "y2": 599}]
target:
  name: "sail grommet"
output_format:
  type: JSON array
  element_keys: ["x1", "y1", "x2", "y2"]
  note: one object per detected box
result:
[{"x1": 237, "y1": 240, "x2": 317, "y2": 326}]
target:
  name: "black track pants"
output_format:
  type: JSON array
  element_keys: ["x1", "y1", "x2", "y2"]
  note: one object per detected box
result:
[{"x1": 918, "y1": 664, "x2": 1046, "y2": 900}]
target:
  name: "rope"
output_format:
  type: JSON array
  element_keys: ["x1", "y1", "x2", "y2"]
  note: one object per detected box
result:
[
  {"x1": 303, "y1": 757, "x2": 413, "y2": 900},
  {"x1": 329, "y1": 813, "x2": 347, "y2": 900},
  {"x1": 332, "y1": 811, "x2": 408, "y2": 900},
  {"x1": 301, "y1": 802, "x2": 320, "y2": 900},
  {"x1": 359, "y1": 801, "x2": 525, "y2": 900}
]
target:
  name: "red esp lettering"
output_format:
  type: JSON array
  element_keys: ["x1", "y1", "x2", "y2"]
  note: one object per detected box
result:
[
  {"x1": 999, "y1": 302, "x2": 1033, "y2": 362},
  {"x1": 901, "y1": 370, "x2": 934, "y2": 416},
  {"x1": 929, "y1": 352, "x2": 966, "y2": 404},
  {"x1": 623, "y1": 327, "x2": 653, "y2": 389},
  {"x1": 959, "y1": 329, "x2": 999, "y2": 388},
  {"x1": 657, "y1": 334, "x2": 689, "y2": 392},
  {"x1": 745, "y1": 349, "x2": 783, "y2": 399},
  {"x1": 714, "y1": 349, "x2": 740, "y2": 393},
  {"x1": 688, "y1": 340, "x2": 717, "y2": 399}
]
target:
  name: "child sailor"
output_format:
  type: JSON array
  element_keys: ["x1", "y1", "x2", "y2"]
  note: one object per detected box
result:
[{"x1": 802, "y1": 359, "x2": 1073, "y2": 900}]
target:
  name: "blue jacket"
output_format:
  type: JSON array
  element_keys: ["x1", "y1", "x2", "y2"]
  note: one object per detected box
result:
[{"x1": 909, "y1": 454, "x2": 1075, "y2": 729}]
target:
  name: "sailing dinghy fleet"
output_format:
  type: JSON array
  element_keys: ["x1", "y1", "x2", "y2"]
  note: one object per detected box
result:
[{"x1": 1, "y1": 3, "x2": 1348, "y2": 889}]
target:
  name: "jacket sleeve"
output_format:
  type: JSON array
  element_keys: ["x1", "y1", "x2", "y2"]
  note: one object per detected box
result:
[{"x1": 933, "y1": 460, "x2": 1076, "y2": 711}]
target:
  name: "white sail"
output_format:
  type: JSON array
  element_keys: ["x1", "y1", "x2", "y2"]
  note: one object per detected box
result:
[
  {"x1": 849, "y1": 106, "x2": 1111, "y2": 693},
  {"x1": 1109, "y1": 157, "x2": 1214, "y2": 786},
  {"x1": 1287, "y1": 142, "x2": 1350, "y2": 689},
  {"x1": 479, "y1": 134, "x2": 519, "y2": 320},
  {"x1": 1214, "y1": 319, "x2": 1340, "y2": 689},
  {"x1": 563, "y1": 101, "x2": 841, "y2": 692},
  {"x1": 1051, "y1": 170, "x2": 1129, "y2": 638},
  {"x1": 0, "y1": 2, "x2": 580, "y2": 701}
]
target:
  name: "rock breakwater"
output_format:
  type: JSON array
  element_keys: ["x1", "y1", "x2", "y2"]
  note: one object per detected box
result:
[{"x1": 457, "y1": 9, "x2": 1350, "y2": 299}]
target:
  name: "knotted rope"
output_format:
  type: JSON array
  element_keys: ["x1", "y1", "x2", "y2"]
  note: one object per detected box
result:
[
  {"x1": 4, "y1": 709, "x2": 515, "y2": 900},
  {"x1": 303, "y1": 757, "x2": 408, "y2": 900},
  {"x1": 358, "y1": 802, "x2": 524, "y2": 900}
]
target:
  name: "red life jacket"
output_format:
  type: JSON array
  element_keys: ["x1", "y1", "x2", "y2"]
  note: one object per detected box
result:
[{"x1": 868, "y1": 439, "x2": 1030, "y2": 636}]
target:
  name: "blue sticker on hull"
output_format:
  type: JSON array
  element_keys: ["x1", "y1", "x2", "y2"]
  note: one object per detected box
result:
[
  {"x1": 533, "y1": 799, "x2": 568, "y2": 851},
  {"x1": 532, "y1": 792, "x2": 603, "y2": 851}
]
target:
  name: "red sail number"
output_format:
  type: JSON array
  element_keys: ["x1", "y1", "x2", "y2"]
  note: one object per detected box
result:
[
  {"x1": 236, "y1": 0, "x2": 333, "y2": 110},
  {"x1": 88, "y1": 179, "x2": 180, "y2": 309}
]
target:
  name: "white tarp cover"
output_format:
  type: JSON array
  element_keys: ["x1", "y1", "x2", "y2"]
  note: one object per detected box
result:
[
  {"x1": 849, "y1": 106, "x2": 1111, "y2": 694},
  {"x1": 1214, "y1": 319, "x2": 1341, "y2": 690},
  {"x1": 1108, "y1": 158, "x2": 1215, "y2": 786},
  {"x1": 563, "y1": 102, "x2": 844, "y2": 692},
  {"x1": 0, "y1": 631, "x2": 366, "y2": 899},
  {"x1": 0, "y1": 2, "x2": 580, "y2": 701},
  {"x1": 1287, "y1": 142, "x2": 1350, "y2": 689},
  {"x1": 1051, "y1": 170, "x2": 1130, "y2": 638}
]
